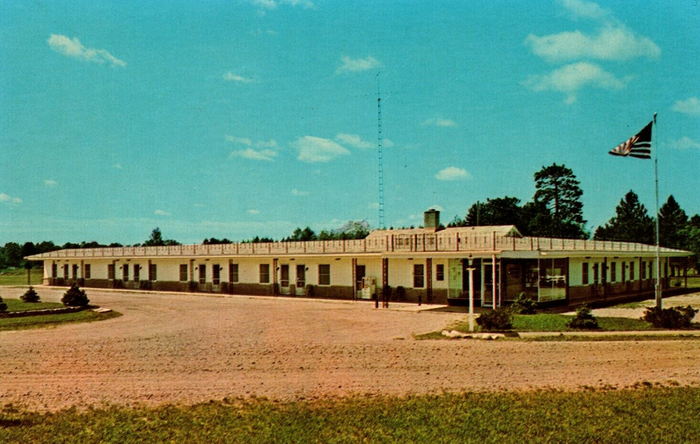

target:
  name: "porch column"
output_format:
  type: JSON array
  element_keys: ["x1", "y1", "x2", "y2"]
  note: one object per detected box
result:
[
  {"x1": 467, "y1": 263, "x2": 476, "y2": 332},
  {"x1": 426, "y1": 258, "x2": 432, "y2": 302},
  {"x1": 351, "y1": 258, "x2": 357, "y2": 300},
  {"x1": 491, "y1": 254, "x2": 497, "y2": 308}
]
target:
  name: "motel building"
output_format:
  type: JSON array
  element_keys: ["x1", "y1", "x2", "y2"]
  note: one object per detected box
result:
[{"x1": 26, "y1": 210, "x2": 692, "y2": 308}]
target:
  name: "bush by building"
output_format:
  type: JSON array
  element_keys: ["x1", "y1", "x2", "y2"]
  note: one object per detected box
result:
[
  {"x1": 61, "y1": 284, "x2": 90, "y2": 307},
  {"x1": 476, "y1": 307, "x2": 513, "y2": 331},
  {"x1": 567, "y1": 305, "x2": 599, "y2": 329},
  {"x1": 510, "y1": 293, "x2": 538, "y2": 314},
  {"x1": 0, "y1": 296, "x2": 7, "y2": 312},
  {"x1": 20, "y1": 286, "x2": 40, "y2": 303},
  {"x1": 642, "y1": 306, "x2": 698, "y2": 329}
]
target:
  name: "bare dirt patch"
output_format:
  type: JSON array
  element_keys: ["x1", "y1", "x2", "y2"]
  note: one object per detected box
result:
[{"x1": 2, "y1": 287, "x2": 699, "y2": 411}]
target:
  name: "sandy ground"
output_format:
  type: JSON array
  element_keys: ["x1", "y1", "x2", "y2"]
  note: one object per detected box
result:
[{"x1": 1, "y1": 286, "x2": 699, "y2": 411}]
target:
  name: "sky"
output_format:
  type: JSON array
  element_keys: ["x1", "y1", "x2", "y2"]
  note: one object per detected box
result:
[{"x1": 1, "y1": 0, "x2": 698, "y2": 245}]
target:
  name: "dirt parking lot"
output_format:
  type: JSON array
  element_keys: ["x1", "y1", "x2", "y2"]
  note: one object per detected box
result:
[{"x1": 1, "y1": 287, "x2": 699, "y2": 411}]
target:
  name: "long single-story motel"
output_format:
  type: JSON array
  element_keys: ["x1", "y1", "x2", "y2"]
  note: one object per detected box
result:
[{"x1": 26, "y1": 210, "x2": 691, "y2": 308}]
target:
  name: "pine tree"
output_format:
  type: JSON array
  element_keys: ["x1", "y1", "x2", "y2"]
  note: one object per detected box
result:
[
  {"x1": 594, "y1": 191, "x2": 654, "y2": 244},
  {"x1": 532, "y1": 163, "x2": 587, "y2": 238},
  {"x1": 658, "y1": 195, "x2": 689, "y2": 249}
]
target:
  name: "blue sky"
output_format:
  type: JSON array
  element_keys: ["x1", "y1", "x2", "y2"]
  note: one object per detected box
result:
[{"x1": 1, "y1": 0, "x2": 698, "y2": 245}]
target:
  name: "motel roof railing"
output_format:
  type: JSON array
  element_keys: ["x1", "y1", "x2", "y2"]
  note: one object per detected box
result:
[{"x1": 26, "y1": 231, "x2": 689, "y2": 260}]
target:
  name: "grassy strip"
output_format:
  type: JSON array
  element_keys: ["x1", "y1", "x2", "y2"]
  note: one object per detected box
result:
[
  {"x1": 0, "y1": 269, "x2": 43, "y2": 286},
  {"x1": 520, "y1": 334, "x2": 700, "y2": 342},
  {"x1": 512, "y1": 313, "x2": 653, "y2": 331},
  {"x1": 0, "y1": 310, "x2": 121, "y2": 332},
  {"x1": 1, "y1": 388, "x2": 698, "y2": 443},
  {"x1": 3, "y1": 298, "x2": 63, "y2": 312}
]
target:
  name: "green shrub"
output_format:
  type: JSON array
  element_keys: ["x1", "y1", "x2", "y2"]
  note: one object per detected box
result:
[
  {"x1": 476, "y1": 307, "x2": 513, "y2": 331},
  {"x1": 305, "y1": 284, "x2": 314, "y2": 297},
  {"x1": 20, "y1": 286, "x2": 41, "y2": 303},
  {"x1": 0, "y1": 297, "x2": 7, "y2": 313},
  {"x1": 642, "y1": 306, "x2": 698, "y2": 329},
  {"x1": 510, "y1": 292, "x2": 538, "y2": 314},
  {"x1": 567, "y1": 305, "x2": 599, "y2": 329},
  {"x1": 61, "y1": 284, "x2": 90, "y2": 307}
]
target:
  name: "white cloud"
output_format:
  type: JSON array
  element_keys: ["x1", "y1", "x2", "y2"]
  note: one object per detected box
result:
[
  {"x1": 0, "y1": 193, "x2": 22, "y2": 204},
  {"x1": 525, "y1": 25, "x2": 660, "y2": 62},
  {"x1": 383, "y1": 138, "x2": 395, "y2": 148},
  {"x1": 336, "y1": 56, "x2": 381, "y2": 74},
  {"x1": 335, "y1": 133, "x2": 373, "y2": 149},
  {"x1": 113, "y1": 163, "x2": 123, "y2": 169},
  {"x1": 293, "y1": 136, "x2": 350, "y2": 163},
  {"x1": 427, "y1": 205, "x2": 445, "y2": 212},
  {"x1": 154, "y1": 209, "x2": 171, "y2": 216},
  {"x1": 226, "y1": 135, "x2": 278, "y2": 148},
  {"x1": 291, "y1": 188, "x2": 309, "y2": 196},
  {"x1": 673, "y1": 136, "x2": 700, "y2": 150},
  {"x1": 422, "y1": 118, "x2": 457, "y2": 128},
  {"x1": 672, "y1": 97, "x2": 700, "y2": 116},
  {"x1": 522, "y1": 62, "x2": 626, "y2": 104},
  {"x1": 229, "y1": 148, "x2": 278, "y2": 161},
  {"x1": 368, "y1": 202, "x2": 380, "y2": 209},
  {"x1": 255, "y1": 139, "x2": 278, "y2": 148},
  {"x1": 250, "y1": 0, "x2": 314, "y2": 10},
  {"x1": 43, "y1": 179, "x2": 58, "y2": 187},
  {"x1": 435, "y1": 167, "x2": 470, "y2": 181},
  {"x1": 558, "y1": 0, "x2": 609, "y2": 20},
  {"x1": 247, "y1": 209, "x2": 261, "y2": 215},
  {"x1": 47, "y1": 34, "x2": 126, "y2": 67},
  {"x1": 223, "y1": 72, "x2": 255, "y2": 83},
  {"x1": 225, "y1": 135, "x2": 253, "y2": 146}
]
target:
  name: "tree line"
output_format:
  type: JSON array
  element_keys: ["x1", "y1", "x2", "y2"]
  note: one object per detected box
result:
[{"x1": 1, "y1": 163, "x2": 697, "y2": 269}]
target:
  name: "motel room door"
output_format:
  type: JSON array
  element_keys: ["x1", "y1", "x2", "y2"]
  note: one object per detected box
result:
[
  {"x1": 295, "y1": 264, "x2": 306, "y2": 296},
  {"x1": 280, "y1": 264, "x2": 290, "y2": 295}
]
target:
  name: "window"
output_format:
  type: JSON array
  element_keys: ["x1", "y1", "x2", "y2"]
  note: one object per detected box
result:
[
  {"x1": 134, "y1": 264, "x2": 140, "y2": 282},
  {"x1": 318, "y1": 264, "x2": 330, "y2": 285},
  {"x1": 629, "y1": 261, "x2": 635, "y2": 280},
  {"x1": 149, "y1": 264, "x2": 157, "y2": 281},
  {"x1": 123, "y1": 264, "x2": 129, "y2": 281},
  {"x1": 581, "y1": 262, "x2": 589, "y2": 285},
  {"x1": 179, "y1": 264, "x2": 188, "y2": 282},
  {"x1": 641, "y1": 261, "x2": 646, "y2": 279},
  {"x1": 259, "y1": 264, "x2": 270, "y2": 283},
  {"x1": 63, "y1": 264, "x2": 68, "y2": 278},
  {"x1": 212, "y1": 265, "x2": 220, "y2": 285},
  {"x1": 199, "y1": 264, "x2": 206, "y2": 284},
  {"x1": 108, "y1": 264, "x2": 115, "y2": 280},
  {"x1": 84, "y1": 264, "x2": 91, "y2": 279},
  {"x1": 610, "y1": 262, "x2": 616, "y2": 282},
  {"x1": 413, "y1": 264, "x2": 425, "y2": 288},
  {"x1": 51, "y1": 264, "x2": 57, "y2": 278},
  {"x1": 436, "y1": 264, "x2": 444, "y2": 281},
  {"x1": 229, "y1": 263, "x2": 239, "y2": 283}
]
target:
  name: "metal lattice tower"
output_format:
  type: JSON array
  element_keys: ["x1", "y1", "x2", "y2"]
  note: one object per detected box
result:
[{"x1": 376, "y1": 72, "x2": 385, "y2": 229}]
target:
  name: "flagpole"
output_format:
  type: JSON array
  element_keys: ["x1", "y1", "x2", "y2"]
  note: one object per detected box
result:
[{"x1": 653, "y1": 112, "x2": 661, "y2": 309}]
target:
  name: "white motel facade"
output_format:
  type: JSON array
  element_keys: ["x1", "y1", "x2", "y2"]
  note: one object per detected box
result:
[{"x1": 26, "y1": 210, "x2": 692, "y2": 308}]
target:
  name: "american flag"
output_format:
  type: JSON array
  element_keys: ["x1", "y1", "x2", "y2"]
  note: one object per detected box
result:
[{"x1": 609, "y1": 120, "x2": 653, "y2": 159}]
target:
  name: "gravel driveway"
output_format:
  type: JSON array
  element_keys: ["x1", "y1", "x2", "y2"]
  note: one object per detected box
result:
[{"x1": 1, "y1": 287, "x2": 699, "y2": 411}]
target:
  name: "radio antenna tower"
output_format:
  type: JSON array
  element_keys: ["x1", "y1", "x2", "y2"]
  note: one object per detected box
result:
[{"x1": 376, "y1": 71, "x2": 385, "y2": 229}]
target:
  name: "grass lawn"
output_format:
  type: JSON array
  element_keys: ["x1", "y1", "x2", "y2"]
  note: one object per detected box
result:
[
  {"x1": 0, "y1": 310, "x2": 121, "y2": 332},
  {"x1": 0, "y1": 388, "x2": 698, "y2": 443},
  {"x1": 0, "y1": 268, "x2": 43, "y2": 286},
  {"x1": 512, "y1": 313, "x2": 653, "y2": 331},
  {"x1": 3, "y1": 298, "x2": 63, "y2": 312}
]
